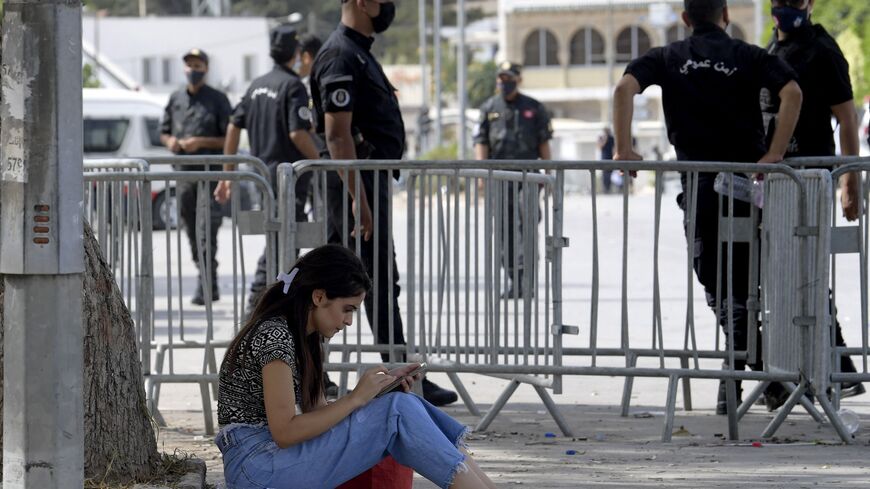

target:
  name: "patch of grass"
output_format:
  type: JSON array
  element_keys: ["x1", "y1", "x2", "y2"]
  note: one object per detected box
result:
[{"x1": 84, "y1": 449, "x2": 197, "y2": 489}]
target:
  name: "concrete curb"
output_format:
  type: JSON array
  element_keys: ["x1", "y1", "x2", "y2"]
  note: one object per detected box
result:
[
  {"x1": 132, "y1": 459, "x2": 207, "y2": 489},
  {"x1": 176, "y1": 459, "x2": 207, "y2": 489}
]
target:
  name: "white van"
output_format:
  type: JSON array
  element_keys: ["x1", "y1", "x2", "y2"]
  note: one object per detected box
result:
[{"x1": 83, "y1": 88, "x2": 177, "y2": 229}]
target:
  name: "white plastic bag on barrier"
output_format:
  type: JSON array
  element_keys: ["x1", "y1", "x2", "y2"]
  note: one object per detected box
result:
[{"x1": 713, "y1": 172, "x2": 764, "y2": 208}]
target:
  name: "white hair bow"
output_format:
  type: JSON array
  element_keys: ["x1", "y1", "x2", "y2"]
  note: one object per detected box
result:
[{"x1": 276, "y1": 268, "x2": 299, "y2": 294}]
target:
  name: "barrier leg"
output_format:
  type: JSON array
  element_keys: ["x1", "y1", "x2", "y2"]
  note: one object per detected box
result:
[
  {"x1": 781, "y1": 381, "x2": 824, "y2": 423},
  {"x1": 762, "y1": 380, "x2": 808, "y2": 439},
  {"x1": 817, "y1": 392, "x2": 853, "y2": 444},
  {"x1": 533, "y1": 385, "x2": 574, "y2": 437},
  {"x1": 207, "y1": 345, "x2": 219, "y2": 399},
  {"x1": 339, "y1": 350, "x2": 350, "y2": 396},
  {"x1": 726, "y1": 379, "x2": 739, "y2": 440},
  {"x1": 679, "y1": 357, "x2": 693, "y2": 411},
  {"x1": 144, "y1": 376, "x2": 166, "y2": 428},
  {"x1": 620, "y1": 353, "x2": 637, "y2": 417},
  {"x1": 200, "y1": 381, "x2": 215, "y2": 436},
  {"x1": 662, "y1": 374, "x2": 680, "y2": 442},
  {"x1": 152, "y1": 345, "x2": 167, "y2": 410},
  {"x1": 476, "y1": 379, "x2": 520, "y2": 432},
  {"x1": 447, "y1": 372, "x2": 481, "y2": 417},
  {"x1": 737, "y1": 381, "x2": 768, "y2": 421},
  {"x1": 146, "y1": 378, "x2": 167, "y2": 428}
]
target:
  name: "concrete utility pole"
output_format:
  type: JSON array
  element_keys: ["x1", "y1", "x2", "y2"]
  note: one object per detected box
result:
[
  {"x1": 606, "y1": 0, "x2": 615, "y2": 125},
  {"x1": 419, "y1": 0, "x2": 429, "y2": 155},
  {"x1": 753, "y1": 0, "x2": 763, "y2": 46},
  {"x1": 433, "y1": 0, "x2": 443, "y2": 148},
  {"x1": 497, "y1": 0, "x2": 508, "y2": 61},
  {"x1": 457, "y1": 0, "x2": 468, "y2": 159},
  {"x1": 0, "y1": 1, "x2": 85, "y2": 488}
]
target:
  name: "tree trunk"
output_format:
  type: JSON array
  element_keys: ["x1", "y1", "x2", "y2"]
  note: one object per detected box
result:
[{"x1": 0, "y1": 222, "x2": 160, "y2": 481}]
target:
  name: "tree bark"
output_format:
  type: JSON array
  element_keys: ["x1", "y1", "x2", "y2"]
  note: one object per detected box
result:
[{"x1": 0, "y1": 222, "x2": 160, "y2": 481}]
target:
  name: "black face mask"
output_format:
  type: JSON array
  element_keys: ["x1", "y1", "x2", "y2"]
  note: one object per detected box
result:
[
  {"x1": 771, "y1": 5, "x2": 810, "y2": 33},
  {"x1": 498, "y1": 80, "x2": 518, "y2": 98},
  {"x1": 186, "y1": 70, "x2": 206, "y2": 86},
  {"x1": 370, "y1": 1, "x2": 396, "y2": 34}
]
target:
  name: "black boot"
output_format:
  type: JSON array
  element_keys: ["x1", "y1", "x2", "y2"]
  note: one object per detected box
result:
[
  {"x1": 841, "y1": 382, "x2": 866, "y2": 399},
  {"x1": 716, "y1": 380, "x2": 743, "y2": 415},
  {"x1": 501, "y1": 272, "x2": 534, "y2": 300},
  {"x1": 500, "y1": 279, "x2": 521, "y2": 300},
  {"x1": 762, "y1": 382, "x2": 789, "y2": 412},
  {"x1": 423, "y1": 379, "x2": 458, "y2": 407},
  {"x1": 191, "y1": 277, "x2": 220, "y2": 306},
  {"x1": 191, "y1": 279, "x2": 205, "y2": 306},
  {"x1": 764, "y1": 382, "x2": 815, "y2": 411},
  {"x1": 838, "y1": 355, "x2": 864, "y2": 399}
]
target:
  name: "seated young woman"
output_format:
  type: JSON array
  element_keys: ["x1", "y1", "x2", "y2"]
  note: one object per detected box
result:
[{"x1": 216, "y1": 244, "x2": 496, "y2": 489}]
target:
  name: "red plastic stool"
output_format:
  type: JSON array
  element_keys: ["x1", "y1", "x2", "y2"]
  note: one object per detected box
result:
[{"x1": 337, "y1": 456, "x2": 414, "y2": 489}]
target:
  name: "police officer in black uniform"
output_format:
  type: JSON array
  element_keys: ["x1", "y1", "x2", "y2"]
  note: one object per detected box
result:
[
  {"x1": 760, "y1": 0, "x2": 865, "y2": 407},
  {"x1": 613, "y1": 0, "x2": 803, "y2": 415},
  {"x1": 311, "y1": 0, "x2": 457, "y2": 406},
  {"x1": 296, "y1": 34, "x2": 326, "y2": 216},
  {"x1": 474, "y1": 62, "x2": 553, "y2": 299},
  {"x1": 160, "y1": 48, "x2": 232, "y2": 305},
  {"x1": 214, "y1": 25, "x2": 321, "y2": 310}
]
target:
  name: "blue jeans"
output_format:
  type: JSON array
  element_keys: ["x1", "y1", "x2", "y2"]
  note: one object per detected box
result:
[{"x1": 217, "y1": 393, "x2": 469, "y2": 489}]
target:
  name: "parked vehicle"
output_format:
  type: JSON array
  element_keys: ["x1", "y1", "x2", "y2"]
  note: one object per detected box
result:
[
  {"x1": 83, "y1": 88, "x2": 255, "y2": 230},
  {"x1": 83, "y1": 88, "x2": 178, "y2": 229}
]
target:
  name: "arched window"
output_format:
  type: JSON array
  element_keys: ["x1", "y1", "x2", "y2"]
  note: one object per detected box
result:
[
  {"x1": 615, "y1": 25, "x2": 652, "y2": 63},
  {"x1": 524, "y1": 29, "x2": 560, "y2": 67},
  {"x1": 570, "y1": 27, "x2": 606, "y2": 66},
  {"x1": 666, "y1": 24, "x2": 688, "y2": 44},
  {"x1": 727, "y1": 23, "x2": 746, "y2": 41}
]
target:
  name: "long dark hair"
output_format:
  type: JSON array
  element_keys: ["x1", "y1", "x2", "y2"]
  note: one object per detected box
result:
[{"x1": 221, "y1": 245, "x2": 371, "y2": 412}]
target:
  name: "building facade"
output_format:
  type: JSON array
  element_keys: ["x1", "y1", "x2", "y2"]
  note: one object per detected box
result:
[
  {"x1": 503, "y1": 0, "x2": 759, "y2": 159},
  {"x1": 82, "y1": 16, "x2": 272, "y2": 102}
]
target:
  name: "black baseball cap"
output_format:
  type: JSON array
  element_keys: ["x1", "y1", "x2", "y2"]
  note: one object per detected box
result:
[
  {"x1": 683, "y1": 0, "x2": 727, "y2": 12},
  {"x1": 182, "y1": 48, "x2": 209, "y2": 65},
  {"x1": 270, "y1": 25, "x2": 299, "y2": 54},
  {"x1": 498, "y1": 61, "x2": 522, "y2": 77}
]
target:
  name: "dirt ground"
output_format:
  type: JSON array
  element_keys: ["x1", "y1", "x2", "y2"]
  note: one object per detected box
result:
[{"x1": 156, "y1": 373, "x2": 870, "y2": 489}]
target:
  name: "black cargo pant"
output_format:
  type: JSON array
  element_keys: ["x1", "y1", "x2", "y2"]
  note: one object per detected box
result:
[
  {"x1": 680, "y1": 173, "x2": 757, "y2": 373},
  {"x1": 500, "y1": 180, "x2": 541, "y2": 285},
  {"x1": 247, "y1": 163, "x2": 313, "y2": 311},
  {"x1": 179, "y1": 179, "x2": 222, "y2": 283},
  {"x1": 326, "y1": 170, "x2": 406, "y2": 363}
]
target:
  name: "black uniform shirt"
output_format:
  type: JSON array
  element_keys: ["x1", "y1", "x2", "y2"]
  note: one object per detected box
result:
[
  {"x1": 474, "y1": 93, "x2": 553, "y2": 160},
  {"x1": 626, "y1": 23, "x2": 796, "y2": 163},
  {"x1": 761, "y1": 24, "x2": 853, "y2": 157},
  {"x1": 160, "y1": 84, "x2": 232, "y2": 155},
  {"x1": 231, "y1": 65, "x2": 313, "y2": 165},
  {"x1": 311, "y1": 24, "x2": 406, "y2": 160}
]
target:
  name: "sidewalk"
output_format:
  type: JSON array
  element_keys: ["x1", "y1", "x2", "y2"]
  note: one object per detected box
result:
[
  {"x1": 156, "y1": 372, "x2": 870, "y2": 488},
  {"x1": 149, "y1": 189, "x2": 870, "y2": 487}
]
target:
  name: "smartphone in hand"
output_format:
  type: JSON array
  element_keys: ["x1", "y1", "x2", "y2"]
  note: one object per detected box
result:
[{"x1": 375, "y1": 363, "x2": 428, "y2": 398}]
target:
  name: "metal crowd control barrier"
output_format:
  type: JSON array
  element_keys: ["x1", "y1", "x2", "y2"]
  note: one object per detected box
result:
[
  {"x1": 277, "y1": 159, "x2": 848, "y2": 442},
  {"x1": 759, "y1": 156, "x2": 870, "y2": 434},
  {"x1": 84, "y1": 158, "x2": 153, "y2": 368},
  {"x1": 83, "y1": 156, "x2": 277, "y2": 435},
  {"x1": 83, "y1": 155, "x2": 864, "y2": 443},
  {"x1": 828, "y1": 160, "x2": 870, "y2": 399}
]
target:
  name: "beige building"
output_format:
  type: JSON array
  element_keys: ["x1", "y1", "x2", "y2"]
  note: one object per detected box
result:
[{"x1": 502, "y1": 0, "x2": 759, "y2": 159}]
